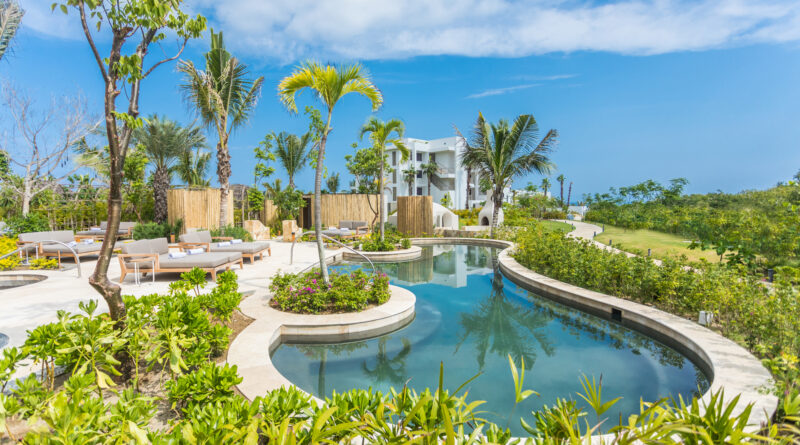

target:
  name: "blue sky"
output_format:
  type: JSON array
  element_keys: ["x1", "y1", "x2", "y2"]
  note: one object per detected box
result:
[{"x1": 2, "y1": 0, "x2": 800, "y2": 201}]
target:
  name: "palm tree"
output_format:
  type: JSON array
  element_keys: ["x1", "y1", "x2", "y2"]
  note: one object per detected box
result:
[
  {"x1": 557, "y1": 174, "x2": 565, "y2": 207},
  {"x1": 326, "y1": 172, "x2": 340, "y2": 193},
  {"x1": 179, "y1": 29, "x2": 264, "y2": 227},
  {"x1": 132, "y1": 115, "x2": 206, "y2": 223},
  {"x1": 541, "y1": 177, "x2": 550, "y2": 198},
  {"x1": 278, "y1": 61, "x2": 382, "y2": 284},
  {"x1": 566, "y1": 181, "x2": 573, "y2": 209},
  {"x1": 360, "y1": 117, "x2": 408, "y2": 241},
  {"x1": 361, "y1": 337, "x2": 412, "y2": 388},
  {"x1": 176, "y1": 146, "x2": 212, "y2": 187},
  {"x1": 0, "y1": 0, "x2": 24, "y2": 62},
  {"x1": 271, "y1": 131, "x2": 313, "y2": 189},
  {"x1": 420, "y1": 160, "x2": 439, "y2": 196},
  {"x1": 465, "y1": 166, "x2": 472, "y2": 209},
  {"x1": 402, "y1": 167, "x2": 416, "y2": 196},
  {"x1": 458, "y1": 112, "x2": 557, "y2": 237}
]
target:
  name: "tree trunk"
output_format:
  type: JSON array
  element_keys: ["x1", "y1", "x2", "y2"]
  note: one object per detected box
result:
[
  {"x1": 560, "y1": 181, "x2": 564, "y2": 208},
  {"x1": 566, "y1": 182, "x2": 573, "y2": 210},
  {"x1": 408, "y1": 180, "x2": 413, "y2": 196},
  {"x1": 465, "y1": 168, "x2": 471, "y2": 209},
  {"x1": 427, "y1": 175, "x2": 431, "y2": 196},
  {"x1": 153, "y1": 166, "x2": 169, "y2": 223},
  {"x1": 379, "y1": 152, "x2": 385, "y2": 242},
  {"x1": 490, "y1": 188, "x2": 504, "y2": 239},
  {"x1": 315, "y1": 111, "x2": 333, "y2": 285},
  {"x1": 217, "y1": 138, "x2": 231, "y2": 227}
]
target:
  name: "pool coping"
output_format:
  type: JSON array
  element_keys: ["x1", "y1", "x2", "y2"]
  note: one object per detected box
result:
[
  {"x1": 228, "y1": 237, "x2": 777, "y2": 433},
  {"x1": 342, "y1": 245, "x2": 423, "y2": 262}
]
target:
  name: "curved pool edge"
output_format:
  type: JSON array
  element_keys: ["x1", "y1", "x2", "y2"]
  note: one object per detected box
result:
[
  {"x1": 229, "y1": 284, "x2": 416, "y2": 403},
  {"x1": 342, "y1": 245, "x2": 423, "y2": 262},
  {"x1": 411, "y1": 237, "x2": 776, "y2": 430}
]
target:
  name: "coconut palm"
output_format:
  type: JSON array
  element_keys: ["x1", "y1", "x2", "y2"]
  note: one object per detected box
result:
[
  {"x1": 458, "y1": 112, "x2": 557, "y2": 237},
  {"x1": 420, "y1": 160, "x2": 439, "y2": 196},
  {"x1": 541, "y1": 177, "x2": 550, "y2": 198},
  {"x1": 402, "y1": 167, "x2": 416, "y2": 196},
  {"x1": 179, "y1": 29, "x2": 264, "y2": 227},
  {"x1": 0, "y1": 0, "x2": 24, "y2": 62},
  {"x1": 132, "y1": 115, "x2": 206, "y2": 223},
  {"x1": 567, "y1": 181, "x2": 573, "y2": 209},
  {"x1": 361, "y1": 337, "x2": 412, "y2": 388},
  {"x1": 278, "y1": 61, "x2": 382, "y2": 284},
  {"x1": 270, "y1": 131, "x2": 313, "y2": 189},
  {"x1": 176, "y1": 146, "x2": 212, "y2": 187},
  {"x1": 360, "y1": 117, "x2": 408, "y2": 241},
  {"x1": 326, "y1": 172, "x2": 340, "y2": 193},
  {"x1": 557, "y1": 174, "x2": 566, "y2": 208}
]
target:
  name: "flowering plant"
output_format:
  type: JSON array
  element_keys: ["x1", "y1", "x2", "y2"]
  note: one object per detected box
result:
[{"x1": 269, "y1": 269, "x2": 390, "y2": 314}]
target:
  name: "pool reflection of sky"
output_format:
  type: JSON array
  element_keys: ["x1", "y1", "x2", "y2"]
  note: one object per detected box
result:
[{"x1": 271, "y1": 245, "x2": 709, "y2": 435}]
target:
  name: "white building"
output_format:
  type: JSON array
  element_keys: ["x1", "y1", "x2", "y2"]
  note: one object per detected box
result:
[{"x1": 384, "y1": 136, "x2": 496, "y2": 212}]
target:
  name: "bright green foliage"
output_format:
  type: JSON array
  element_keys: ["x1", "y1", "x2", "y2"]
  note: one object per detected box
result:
[
  {"x1": 270, "y1": 268, "x2": 390, "y2": 314},
  {"x1": 210, "y1": 224, "x2": 253, "y2": 242},
  {"x1": 441, "y1": 193, "x2": 453, "y2": 208},
  {"x1": 132, "y1": 219, "x2": 183, "y2": 240},
  {"x1": 4, "y1": 213, "x2": 49, "y2": 237},
  {"x1": 196, "y1": 270, "x2": 241, "y2": 321},
  {"x1": 167, "y1": 362, "x2": 242, "y2": 413}
]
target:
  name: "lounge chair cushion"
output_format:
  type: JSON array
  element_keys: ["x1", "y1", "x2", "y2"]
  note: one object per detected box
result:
[
  {"x1": 120, "y1": 239, "x2": 151, "y2": 255},
  {"x1": 19, "y1": 230, "x2": 75, "y2": 244},
  {"x1": 157, "y1": 252, "x2": 240, "y2": 269},
  {"x1": 209, "y1": 241, "x2": 269, "y2": 254},
  {"x1": 149, "y1": 238, "x2": 170, "y2": 255},
  {"x1": 338, "y1": 221, "x2": 367, "y2": 230},
  {"x1": 41, "y1": 243, "x2": 102, "y2": 254}
]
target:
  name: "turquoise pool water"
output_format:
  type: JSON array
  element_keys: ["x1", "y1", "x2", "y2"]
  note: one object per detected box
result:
[{"x1": 271, "y1": 244, "x2": 709, "y2": 434}]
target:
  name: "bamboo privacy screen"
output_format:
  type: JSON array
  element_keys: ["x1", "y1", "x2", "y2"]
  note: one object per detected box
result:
[
  {"x1": 397, "y1": 196, "x2": 433, "y2": 237},
  {"x1": 297, "y1": 194, "x2": 379, "y2": 229},
  {"x1": 167, "y1": 188, "x2": 234, "y2": 231}
]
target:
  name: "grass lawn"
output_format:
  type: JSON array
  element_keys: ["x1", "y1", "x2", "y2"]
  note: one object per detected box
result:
[
  {"x1": 541, "y1": 220, "x2": 575, "y2": 233},
  {"x1": 592, "y1": 225, "x2": 720, "y2": 263}
]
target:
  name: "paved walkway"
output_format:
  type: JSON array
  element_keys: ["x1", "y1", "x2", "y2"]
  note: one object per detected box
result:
[
  {"x1": 555, "y1": 220, "x2": 665, "y2": 265},
  {"x1": 0, "y1": 240, "x2": 340, "y2": 354}
]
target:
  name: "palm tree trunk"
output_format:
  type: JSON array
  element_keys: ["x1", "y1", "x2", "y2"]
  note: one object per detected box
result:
[
  {"x1": 379, "y1": 153, "x2": 385, "y2": 242},
  {"x1": 490, "y1": 188, "x2": 504, "y2": 239},
  {"x1": 427, "y1": 175, "x2": 431, "y2": 196},
  {"x1": 559, "y1": 180, "x2": 564, "y2": 208},
  {"x1": 153, "y1": 166, "x2": 169, "y2": 223},
  {"x1": 567, "y1": 182, "x2": 573, "y2": 209},
  {"x1": 465, "y1": 168, "x2": 471, "y2": 209},
  {"x1": 217, "y1": 138, "x2": 232, "y2": 227},
  {"x1": 315, "y1": 111, "x2": 333, "y2": 285}
]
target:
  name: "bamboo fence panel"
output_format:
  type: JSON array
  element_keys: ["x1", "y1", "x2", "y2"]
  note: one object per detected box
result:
[
  {"x1": 259, "y1": 199, "x2": 279, "y2": 226},
  {"x1": 298, "y1": 194, "x2": 379, "y2": 229},
  {"x1": 167, "y1": 188, "x2": 234, "y2": 232},
  {"x1": 397, "y1": 196, "x2": 433, "y2": 237}
]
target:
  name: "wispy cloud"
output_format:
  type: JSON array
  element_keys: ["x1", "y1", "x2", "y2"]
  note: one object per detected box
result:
[
  {"x1": 512, "y1": 74, "x2": 578, "y2": 81},
  {"x1": 466, "y1": 84, "x2": 539, "y2": 99},
  {"x1": 21, "y1": 1, "x2": 800, "y2": 62}
]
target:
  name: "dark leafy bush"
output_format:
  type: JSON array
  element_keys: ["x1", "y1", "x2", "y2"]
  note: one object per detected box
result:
[
  {"x1": 541, "y1": 210, "x2": 567, "y2": 220},
  {"x1": 270, "y1": 268, "x2": 390, "y2": 314},
  {"x1": 210, "y1": 225, "x2": 253, "y2": 241},
  {"x1": 5, "y1": 213, "x2": 50, "y2": 236},
  {"x1": 132, "y1": 219, "x2": 182, "y2": 240}
]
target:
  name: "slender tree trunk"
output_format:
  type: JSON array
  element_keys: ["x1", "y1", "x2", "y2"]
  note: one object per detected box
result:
[
  {"x1": 315, "y1": 111, "x2": 333, "y2": 285},
  {"x1": 379, "y1": 150, "x2": 385, "y2": 242},
  {"x1": 465, "y1": 168, "x2": 471, "y2": 209},
  {"x1": 217, "y1": 137, "x2": 231, "y2": 228},
  {"x1": 153, "y1": 166, "x2": 169, "y2": 223},
  {"x1": 490, "y1": 188, "x2": 504, "y2": 239},
  {"x1": 408, "y1": 180, "x2": 412, "y2": 196},
  {"x1": 427, "y1": 175, "x2": 431, "y2": 196},
  {"x1": 559, "y1": 180, "x2": 564, "y2": 208},
  {"x1": 566, "y1": 182, "x2": 573, "y2": 210}
]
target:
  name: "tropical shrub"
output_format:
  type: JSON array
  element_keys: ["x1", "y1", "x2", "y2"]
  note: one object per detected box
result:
[
  {"x1": 541, "y1": 209, "x2": 567, "y2": 220},
  {"x1": 360, "y1": 237, "x2": 396, "y2": 252},
  {"x1": 132, "y1": 219, "x2": 182, "y2": 241},
  {"x1": 210, "y1": 225, "x2": 253, "y2": 242},
  {"x1": 270, "y1": 268, "x2": 390, "y2": 313},
  {"x1": 166, "y1": 362, "x2": 242, "y2": 413},
  {"x1": 0, "y1": 236, "x2": 17, "y2": 254},
  {"x1": 4, "y1": 213, "x2": 50, "y2": 237},
  {"x1": 29, "y1": 258, "x2": 58, "y2": 270},
  {"x1": 0, "y1": 255, "x2": 21, "y2": 270}
]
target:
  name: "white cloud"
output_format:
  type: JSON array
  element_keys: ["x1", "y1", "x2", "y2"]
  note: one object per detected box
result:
[
  {"x1": 466, "y1": 84, "x2": 539, "y2": 98},
  {"x1": 21, "y1": 0, "x2": 800, "y2": 61}
]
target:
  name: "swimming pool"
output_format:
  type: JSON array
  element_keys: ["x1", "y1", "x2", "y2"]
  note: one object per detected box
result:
[{"x1": 271, "y1": 244, "x2": 709, "y2": 434}]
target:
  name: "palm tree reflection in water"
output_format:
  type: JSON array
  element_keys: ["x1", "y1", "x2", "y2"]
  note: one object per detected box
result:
[
  {"x1": 362, "y1": 337, "x2": 413, "y2": 388},
  {"x1": 456, "y1": 258, "x2": 556, "y2": 371}
]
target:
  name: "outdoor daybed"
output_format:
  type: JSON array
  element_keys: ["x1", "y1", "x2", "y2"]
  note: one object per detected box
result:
[
  {"x1": 118, "y1": 237, "x2": 243, "y2": 283},
  {"x1": 17, "y1": 230, "x2": 103, "y2": 266},
  {"x1": 178, "y1": 230, "x2": 271, "y2": 264},
  {"x1": 319, "y1": 220, "x2": 370, "y2": 239},
  {"x1": 76, "y1": 221, "x2": 137, "y2": 240}
]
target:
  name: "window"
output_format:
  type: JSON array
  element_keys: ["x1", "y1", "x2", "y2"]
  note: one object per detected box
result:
[
  {"x1": 392, "y1": 151, "x2": 396, "y2": 165},
  {"x1": 416, "y1": 170, "x2": 422, "y2": 179},
  {"x1": 392, "y1": 171, "x2": 396, "y2": 183},
  {"x1": 416, "y1": 153, "x2": 422, "y2": 162},
  {"x1": 416, "y1": 187, "x2": 423, "y2": 196},
  {"x1": 392, "y1": 187, "x2": 397, "y2": 201},
  {"x1": 430, "y1": 153, "x2": 435, "y2": 161}
]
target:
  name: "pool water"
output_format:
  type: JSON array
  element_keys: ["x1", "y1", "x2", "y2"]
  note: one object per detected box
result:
[{"x1": 271, "y1": 244, "x2": 709, "y2": 434}]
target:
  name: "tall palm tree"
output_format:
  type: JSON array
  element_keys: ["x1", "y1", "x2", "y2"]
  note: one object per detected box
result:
[
  {"x1": 566, "y1": 181, "x2": 573, "y2": 209},
  {"x1": 270, "y1": 131, "x2": 313, "y2": 189},
  {"x1": 361, "y1": 337, "x2": 412, "y2": 388},
  {"x1": 465, "y1": 166, "x2": 472, "y2": 209},
  {"x1": 278, "y1": 61, "x2": 382, "y2": 284},
  {"x1": 360, "y1": 117, "x2": 408, "y2": 241},
  {"x1": 176, "y1": 146, "x2": 212, "y2": 187},
  {"x1": 402, "y1": 167, "x2": 416, "y2": 196},
  {"x1": 326, "y1": 172, "x2": 340, "y2": 193},
  {"x1": 132, "y1": 115, "x2": 206, "y2": 223},
  {"x1": 541, "y1": 177, "x2": 550, "y2": 198},
  {"x1": 179, "y1": 29, "x2": 264, "y2": 227},
  {"x1": 557, "y1": 174, "x2": 566, "y2": 207},
  {"x1": 0, "y1": 0, "x2": 24, "y2": 62},
  {"x1": 420, "y1": 160, "x2": 439, "y2": 196},
  {"x1": 458, "y1": 112, "x2": 557, "y2": 237}
]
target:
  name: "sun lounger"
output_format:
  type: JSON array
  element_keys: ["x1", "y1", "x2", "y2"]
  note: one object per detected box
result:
[
  {"x1": 178, "y1": 230, "x2": 270, "y2": 264},
  {"x1": 76, "y1": 221, "x2": 136, "y2": 240},
  {"x1": 117, "y1": 237, "x2": 243, "y2": 283},
  {"x1": 17, "y1": 230, "x2": 102, "y2": 266}
]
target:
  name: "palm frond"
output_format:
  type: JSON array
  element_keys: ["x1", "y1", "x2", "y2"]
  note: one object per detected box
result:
[{"x1": 0, "y1": 0, "x2": 24, "y2": 62}]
